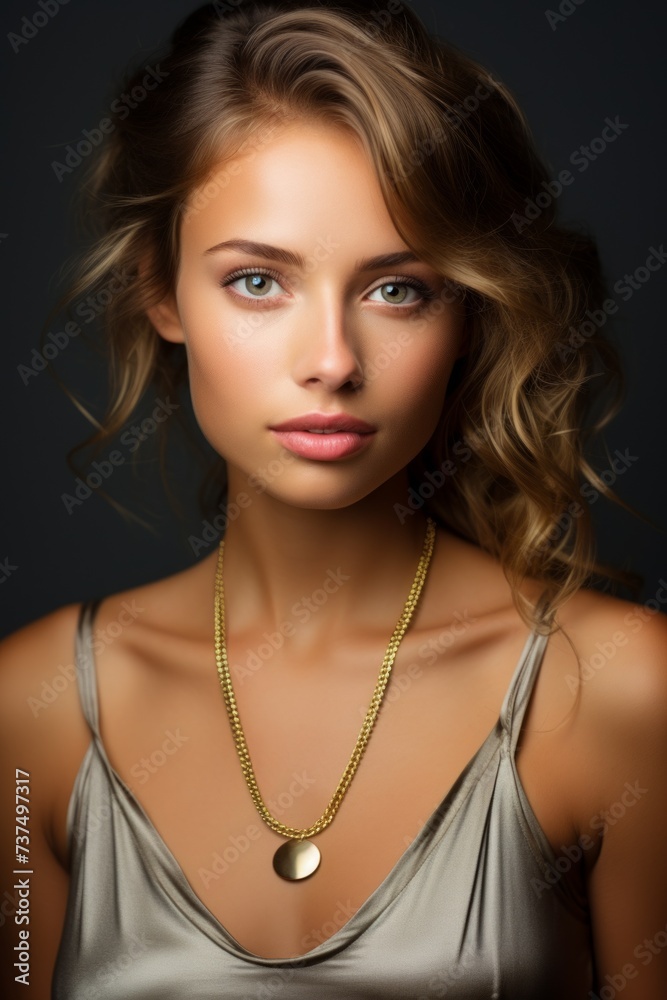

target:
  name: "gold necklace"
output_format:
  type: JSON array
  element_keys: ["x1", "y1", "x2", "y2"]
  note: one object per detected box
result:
[{"x1": 213, "y1": 516, "x2": 437, "y2": 881}]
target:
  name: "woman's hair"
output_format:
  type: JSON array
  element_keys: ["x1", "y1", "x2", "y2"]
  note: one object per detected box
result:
[{"x1": 56, "y1": 0, "x2": 642, "y2": 633}]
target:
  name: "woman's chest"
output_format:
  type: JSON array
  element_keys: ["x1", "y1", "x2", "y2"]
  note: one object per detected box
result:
[
  {"x1": 57, "y1": 725, "x2": 595, "y2": 1000},
  {"x1": 62, "y1": 616, "x2": 590, "y2": 960}
]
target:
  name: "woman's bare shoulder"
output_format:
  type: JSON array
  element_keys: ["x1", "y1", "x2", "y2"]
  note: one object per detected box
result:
[
  {"x1": 444, "y1": 536, "x2": 667, "y2": 805},
  {"x1": 0, "y1": 547, "x2": 212, "y2": 747},
  {"x1": 552, "y1": 584, "x2": 667, "y2": 701},
  {"x1": 0, "y1": 606, "x2": 85, "y2": 1000},
  {"x1": 0, "y1": 602, "x2": 85, "y2": 733},
  {"x1": 549, "y1": 588, "x2": 667, "y2": 976},
  {"x1": 0, "y1": 603, "x2": 93, "y2": 866},
  {"x1": 0, "y1": 554, "x2": 216, "y2": 849},
  {"x1": 547, "y1": 586, "x2": 667, "y2": 813}
]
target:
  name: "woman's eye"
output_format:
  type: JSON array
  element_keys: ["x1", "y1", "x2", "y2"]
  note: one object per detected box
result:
[
  {"x1": 223, "y1": 270, "x2": 284, "y2": 299},
  {"x1": 221, "y1": 270, "x2": 434, "y2": 308},
  {"x1": 368, "y1": 282, "x2": 423, "y2": 306}
]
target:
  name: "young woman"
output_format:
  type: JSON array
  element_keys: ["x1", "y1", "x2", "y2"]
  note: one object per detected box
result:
[{"x1": 1, "y1": 1, "x2": 665, "y2": 997}]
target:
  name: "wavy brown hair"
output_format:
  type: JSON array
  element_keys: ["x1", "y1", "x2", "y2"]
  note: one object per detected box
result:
[{"x1": 55, "y1": 0, "x2": 642, "y2": 633}]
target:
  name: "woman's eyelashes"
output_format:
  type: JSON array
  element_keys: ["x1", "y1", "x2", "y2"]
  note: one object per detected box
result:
[{"x1": 218, "y1": 266, "x2": 438, "y2": 311}]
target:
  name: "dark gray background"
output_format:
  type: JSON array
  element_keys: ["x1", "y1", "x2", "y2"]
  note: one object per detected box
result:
[{"x1": 1, "y1": 0, "x2": 666, "y2": 636}]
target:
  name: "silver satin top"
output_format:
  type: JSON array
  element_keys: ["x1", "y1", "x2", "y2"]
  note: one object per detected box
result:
[{"x1": 52, "y1": 599, "x2": 596, "y2": 998}]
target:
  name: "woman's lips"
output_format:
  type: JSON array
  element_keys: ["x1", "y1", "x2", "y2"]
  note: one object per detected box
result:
[{"x1": 269, "y1": 429, "x2": 375, "y2": 460}]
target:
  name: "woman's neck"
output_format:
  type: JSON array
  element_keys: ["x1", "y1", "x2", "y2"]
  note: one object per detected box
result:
[{"x1": 218, "y1": 470, "x2": 434, "y2": 639}]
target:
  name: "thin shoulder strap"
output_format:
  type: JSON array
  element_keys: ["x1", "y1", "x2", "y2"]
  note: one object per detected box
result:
[
  {"x1": 74, "y1": 598, "x2": 104, "y2": 738},
  {"x1": 499, "y1": 628, "x2": 551, "y2": 755}
]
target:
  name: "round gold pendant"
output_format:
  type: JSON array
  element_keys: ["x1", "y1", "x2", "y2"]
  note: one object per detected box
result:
[{"x1": 273, "y1": 839, "x2": 321, "y2": 881}]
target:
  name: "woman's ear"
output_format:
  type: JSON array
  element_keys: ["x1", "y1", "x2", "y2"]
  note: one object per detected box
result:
[
  {"x1": 146, "y1": 294, "x2": 186, "y2": 344},
  {"x1": 139, "y1": 251, "x2": 186, "y2": 343}
]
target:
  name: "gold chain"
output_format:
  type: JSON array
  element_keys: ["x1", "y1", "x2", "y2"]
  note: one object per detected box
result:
[{"x1": 213, "y1": 516, "x2": 436, "y2": 841}]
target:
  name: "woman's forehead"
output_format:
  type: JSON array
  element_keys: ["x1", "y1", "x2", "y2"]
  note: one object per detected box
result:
[{"x1": 180, "y1": 125, "x2": 416, "y2": 265}]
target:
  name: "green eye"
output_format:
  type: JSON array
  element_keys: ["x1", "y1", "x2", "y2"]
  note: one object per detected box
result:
[
  {"x1": 245, "y1": 274, "x2": 274, "y2": 296},
  {"x1": 368, "y1": 278, "x2": 436, "y2": 308},
  {"x1": 222, "y1": 268, "x2": 283, "y2": 298},
  {"x1": 372, "y1": 283, "x2": 411, "y2": 305}
]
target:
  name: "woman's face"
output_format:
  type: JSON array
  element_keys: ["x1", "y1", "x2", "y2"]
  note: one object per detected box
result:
[{"x1": 153, "y1": 122, "x2": 466, "y2": 510}]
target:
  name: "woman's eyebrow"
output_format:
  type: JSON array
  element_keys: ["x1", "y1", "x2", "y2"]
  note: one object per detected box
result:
[{"x1": 203, "y1": 237, "x2": 421, "y2": 271}]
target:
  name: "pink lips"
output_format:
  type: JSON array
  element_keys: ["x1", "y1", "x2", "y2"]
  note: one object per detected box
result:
[{"x1": 269, "y1": 412, "x2": 376, "y2": 460}]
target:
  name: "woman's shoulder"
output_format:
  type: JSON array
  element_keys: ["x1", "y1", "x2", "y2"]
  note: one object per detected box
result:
[
  {"x1": 0, "y1": 556, "x2": 214, "y2": 848},
  {"x1": 447, "y1": 529, "x2": 667, "y2": 810},
  {"x1": 542, "y1": 584, "x2": 667, "y2": 821},
  {"x1": 544, "y1": 587, "x2": 667, "y2": 961},
  {"x1": 434, "y1": 527, "x2": 667, "y2": 671},
  {"x1": 0, "y1": 602, "x2": 92, "y2": 861},
  {"x1": 0, "y1": 601, "x2": 85, "y2": 730},
  {"x1": 0, "y1": 550, "x2": 209, "y2": 736},
  {"x1": 552, "y1": 584, "x2": 667, "y2": 708}
]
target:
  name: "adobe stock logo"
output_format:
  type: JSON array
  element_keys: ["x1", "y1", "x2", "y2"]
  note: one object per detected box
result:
[
  {"x1": 544, "y1": 0, "x2": 586, "y2": 30},
  {"x1": 7, "y1": 0, "x2": 70, "y2": 54},
  {"x1": 50, "y1": 65, "x2": 169, "y2": 182}
]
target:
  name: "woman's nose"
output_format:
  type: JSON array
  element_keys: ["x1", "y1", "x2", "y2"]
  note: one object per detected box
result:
[{"x1": 291, "y1": 295, "x2": 364, "y2": 392}]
